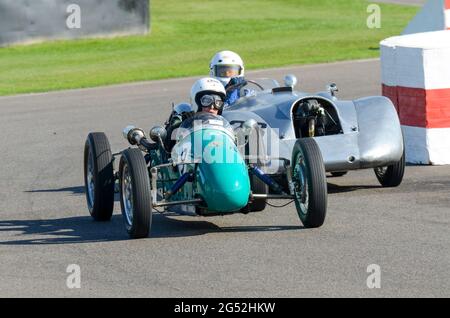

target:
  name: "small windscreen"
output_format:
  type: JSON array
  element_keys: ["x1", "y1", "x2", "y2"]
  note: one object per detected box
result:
[
  {"x1": 180, "y1": 113, "x2": 232, "y2": 130},
  {"x1": 214, "y1": 65, "x2": 242, "y2": 78}
]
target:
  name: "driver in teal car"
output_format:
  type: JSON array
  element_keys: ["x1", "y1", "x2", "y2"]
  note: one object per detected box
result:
[
  {"x1": 164, "y1": 77, "x2": 227, "y2": 151},
  {"x1": 190, "y1": 77, "x2": 226, "y2": 115}
]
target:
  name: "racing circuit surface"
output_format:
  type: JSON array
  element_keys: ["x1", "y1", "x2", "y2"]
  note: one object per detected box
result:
[{"x1": 0, "y1": 59, "x2": 449, "y2": 297}]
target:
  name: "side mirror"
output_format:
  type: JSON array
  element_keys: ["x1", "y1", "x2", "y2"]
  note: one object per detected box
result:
[
  {"x1": 149, "y1": 126, "x2": 167, "y2": 143},
  {"x1": 327, "y1": 83, "x2": 338, "y2": 97},
  {"x1": 284, "y1": 74, "x2": 298, "y2": 88}
]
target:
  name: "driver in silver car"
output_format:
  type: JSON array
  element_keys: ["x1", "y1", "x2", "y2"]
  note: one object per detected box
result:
[{"x1": 209, "y1": 50, "x2": 255, "y2": 106}]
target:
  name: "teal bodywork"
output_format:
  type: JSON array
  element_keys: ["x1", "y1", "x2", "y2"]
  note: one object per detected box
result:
[
  {"x1": 194, "y1": 129, "x2": 250, "y2": 212},
  {"x1": 151, "y1": 118, "x2": 250, "y2": 214}
]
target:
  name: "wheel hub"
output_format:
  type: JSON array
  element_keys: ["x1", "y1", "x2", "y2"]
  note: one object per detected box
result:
[
  {"x1": 87, "y1": 150, "x2": 95, "y2": 209},
  {"x1": 122, "y1": 164, "x2": 134, "y2": 225},
  {"x1": 293, "y1": 154, "x2": 309, "y2": 214}
]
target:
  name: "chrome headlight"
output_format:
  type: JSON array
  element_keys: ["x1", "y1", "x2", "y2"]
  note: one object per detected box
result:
[
  {"x1": 123, "y1": 125, "x2": 145, "y2": 145},
  {"x1": 149, "y1": 126, "x2": 167, "y2": 143}
]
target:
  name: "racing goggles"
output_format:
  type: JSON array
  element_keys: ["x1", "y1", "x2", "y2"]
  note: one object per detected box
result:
[
  {"x1": 200, "y1": 94, "x2": 224, "y2": 110},
  {"x1": 214, "y1": 65, "x2": 242, "y2": 78}
]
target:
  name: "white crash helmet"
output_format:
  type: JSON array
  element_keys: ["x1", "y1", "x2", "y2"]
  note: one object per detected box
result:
[
  {"x1": 190, "y1": 77, "x2": 226, "y2": 112},
  {"x1": 209, "y1": 50, "x2": 245, "y2": 86}
]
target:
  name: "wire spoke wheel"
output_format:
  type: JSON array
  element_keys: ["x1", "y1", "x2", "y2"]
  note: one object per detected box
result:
[
  {"x1": 293, "y1": 153, "x2": 309, "y2": 216},
  {"x1": 374, "y1": 166, "x2": 388, "y2": 176},
  {"x1": 86, "y1": 150, "x2": 95, "y2": 210},
  {"x1": 119, "y1": 148, "x2": 152, "y2": 239},
  {"x1": 121, "y1": 164, "x2": 134, "y2": 227}
]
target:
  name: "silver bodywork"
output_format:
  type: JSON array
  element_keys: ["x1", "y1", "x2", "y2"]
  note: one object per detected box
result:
[{"x1": 222, "y1": 83, "x2": 404, "y2": 174}]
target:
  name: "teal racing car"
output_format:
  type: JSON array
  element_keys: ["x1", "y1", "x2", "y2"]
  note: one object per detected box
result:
[{"x1": 84, "y1": 112, "x2": 328, "y2": 239}]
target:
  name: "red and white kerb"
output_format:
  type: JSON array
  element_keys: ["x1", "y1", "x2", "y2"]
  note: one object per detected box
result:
[
  {"x1": 446, "y1": 0, "x2": 450, "y2": 30},
  {"x1": 381, "y1": 31, "x2": 450, "y2": 165}
]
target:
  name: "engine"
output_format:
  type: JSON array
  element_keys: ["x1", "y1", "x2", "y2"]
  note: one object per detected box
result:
[{"x1": 293, "y1": 98, "x2": 342, "y2": 138}]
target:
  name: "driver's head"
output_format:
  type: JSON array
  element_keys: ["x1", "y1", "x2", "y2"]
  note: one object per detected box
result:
[
  {"x1": 199, "y1": 94, "x2": 223, "y2": 115},
  {"x1": 210, "y1": 51, "x2": 244, "y2": 86},
  {"x1": 190, "y1": 78, "x2": 226, "y2": 115}
]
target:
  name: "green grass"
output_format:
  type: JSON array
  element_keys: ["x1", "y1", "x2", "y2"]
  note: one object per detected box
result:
[{"x1": 0, "y1": 0, "x2": 418, "y2": 96}]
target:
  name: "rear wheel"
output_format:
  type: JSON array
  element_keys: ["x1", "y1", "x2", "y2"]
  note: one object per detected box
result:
[
  {"x1": 291, "y1": 138, "x2": 327, "y2": 228},
  {"x1": 242, "y1": 174, "x2": 268, "y2": 213},
  {"x1": 84, "y1": 133, "x2": 114, "y2": 221},
  {"x1": 241, "y1": 129, "x2": 269, "y2": 213},
  {"x1": 374, "y1": 150, "x2": 405, "y2": 187},
  {"x1": 119, "y1": 149, "x2": 152, "y2": 239}
]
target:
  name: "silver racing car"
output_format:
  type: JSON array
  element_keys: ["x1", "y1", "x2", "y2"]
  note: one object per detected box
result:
[{"x1": 221, "y1": 75, "x2": 405, "y2": 207}]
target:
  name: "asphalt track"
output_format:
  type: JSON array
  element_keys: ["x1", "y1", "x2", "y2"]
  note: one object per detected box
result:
[{"x1": 0, "y1": 58, "x2": 449, "y2": 298}]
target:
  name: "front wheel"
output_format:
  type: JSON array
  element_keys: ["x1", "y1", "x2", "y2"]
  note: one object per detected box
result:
[
  {"x1": 291, "y1": 138, "x2": 327, "y2": 228},
  {"x1": 119, "y1": 149, "x2": 152, "y2": 239}
]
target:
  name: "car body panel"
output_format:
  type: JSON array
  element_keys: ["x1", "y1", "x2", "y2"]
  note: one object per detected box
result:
[
  {"x1": 223, "y1": 86, "x2": 403, "y2": 174},
  {"x1": 169, "y1": 124, "x2": 250, "y2": 213}
]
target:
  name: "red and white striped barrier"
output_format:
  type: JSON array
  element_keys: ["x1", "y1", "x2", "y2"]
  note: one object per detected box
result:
[
  {"x1": 403, "y1": 0, "x2": 450, "y2": 34},
  {"x1": 447, "y1": 0, "x2": 450, "y2": 30},
  {"x1": 381, "y1": 31, "x2": 450, "y2": 165}
]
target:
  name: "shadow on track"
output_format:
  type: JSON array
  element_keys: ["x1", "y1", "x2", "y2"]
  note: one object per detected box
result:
[
  {"x1": 27, "y1": 181, "x2": 384, "y2": 198},
  {"x1": 25, "y1": 186, "x2": 121, "y2": 201},
  {"x1": 0, "y1": 214, "x2": 304, "y2": 246},
  {"x1": 13, "y1": 181, "x2": 383, "y2": 246},
  {"x1": 26, "y1": 186, "x2": 85, "y2": 194},
  {"x1": 327, "y1": 183, "x2": 380, "y2": 194}
]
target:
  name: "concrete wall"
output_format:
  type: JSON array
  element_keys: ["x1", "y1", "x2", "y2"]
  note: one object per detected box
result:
[{"x1": 0, "y1": 0, "x2": 150, "y2": 47}]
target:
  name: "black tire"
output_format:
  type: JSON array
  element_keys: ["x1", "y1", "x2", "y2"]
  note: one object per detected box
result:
[
  {"x1": 291, "y1": 138, "x2": 327, "y2": 228},
  {"x1": 241, "y1": 174, "x2": 268, "y2": 213},
  {"x1": 119, "y1": 148, "x2": 152, "y2": 239},
  {"x1": 84, "y1": 132, "x2": 114, "y2": 221},
  {"x1": 374, "y1": 149, "x2": 405, "y2": 187},
  {"x1": 249, "y1": 174, "x2": 268, "y2": 211},
  {"x1": 331, "y1": 171, "x2": 347, "y2": 177}
]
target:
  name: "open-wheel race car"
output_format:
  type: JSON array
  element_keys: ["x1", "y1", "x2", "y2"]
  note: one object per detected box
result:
[
  {"x1": 221, "y1": 75, "x2": 405, "y2": 189},
  {"x1": 84, "y1": 109, "x2": 328, "y2": 239}
]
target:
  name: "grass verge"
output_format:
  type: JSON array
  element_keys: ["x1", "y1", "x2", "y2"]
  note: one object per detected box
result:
[{"x1": 0, "y1": 0, "x2": 418, "y2": 96}]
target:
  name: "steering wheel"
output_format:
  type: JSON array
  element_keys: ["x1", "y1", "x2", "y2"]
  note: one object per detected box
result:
[
  {"x1": 225, "y1": 79, "x2": 265, "y2": 93},
  {"x1": 247, "y1": 80, "x2": 265, "y2": 91}
]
